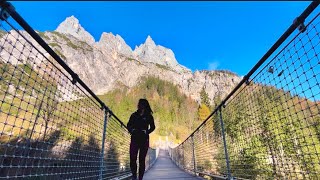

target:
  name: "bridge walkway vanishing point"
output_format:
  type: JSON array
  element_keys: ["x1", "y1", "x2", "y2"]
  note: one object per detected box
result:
[{"x1": 144, "y1": 149, "x2": 203, "y2": 180}]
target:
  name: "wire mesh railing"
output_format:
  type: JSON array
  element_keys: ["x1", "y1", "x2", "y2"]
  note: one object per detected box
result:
[
  {"x1": 170, "y1": 1, "x2": 320, "y2": 180},
  {"x1": 0, "y1": 1, "x2": 157, "y2": 179},
  {"x1": 145, "y1": 148, "x2": 158, "y2": 172},
  {"x1": 169, "y1": 110, "x2": 228, "y2": 179}
]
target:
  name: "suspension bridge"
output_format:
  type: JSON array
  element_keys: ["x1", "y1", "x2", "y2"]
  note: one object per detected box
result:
[{"x1": 0, "y1": 1, "x2": 320, "y2": 179}]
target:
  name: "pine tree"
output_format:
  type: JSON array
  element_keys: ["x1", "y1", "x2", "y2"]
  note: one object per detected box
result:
[
  {"x1": 200, "y1": 87, "x2": 211, "y2": 108},
  {"x1": 198, "y1": 103, "x2": 211, "y2": 121}
]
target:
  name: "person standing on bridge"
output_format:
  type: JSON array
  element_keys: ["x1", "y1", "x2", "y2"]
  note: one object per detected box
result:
[{"x1": 127, "y1": 98, "x2": 155, "y2": 180}]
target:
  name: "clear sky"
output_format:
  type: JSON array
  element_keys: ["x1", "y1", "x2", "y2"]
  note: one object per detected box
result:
[{"x1": 10, "y1": 1, "x2": 311, "y2": 76}]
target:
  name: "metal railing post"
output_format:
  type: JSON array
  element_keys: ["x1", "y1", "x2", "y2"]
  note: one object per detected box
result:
[
  {"x1": 99, "y1": 108, "x2": 109, "y2": 179},
  {"x1": 218, "y1": 107, "x2": 233, "y2": 180},
  {"x1": 179, "y1": 149, "x2": 181, "y2": 167},
  {"x1": 181, "y1": 146, "x2": 184, "y2": 168},
  {"x1": 177, "y1": 148, "x2": 179, "y2": 167},
  {"x1": 191, "y1": 135, "x2": 197, "y2": 176},
  {"x1": 149, "y1": 150, "x2": 151, "y2": 168},
  {"x1": 171, "y1": 149, "x2": 174, "y2": 163},
  {"x1": 178, "y1": 149, "x2": 180, "y2": 165},
  {"x1": 178, "y1": 148, "x2": 183, "y2": 168}
]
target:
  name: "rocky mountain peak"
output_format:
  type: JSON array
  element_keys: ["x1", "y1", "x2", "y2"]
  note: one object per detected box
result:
[
  {"x1": 133, "y1": 35, "x2": 183, "y2": 71},
  {"x1": 5, "y1": 15, "x2": 241, "y2": 105},
  {"x1": 97, "y1": 32, "x2": 133, "y2": 57},
  {"x1": 56, "y1": 15, "x2": 95, "y2": 45},
  {"x1": 145, "y1": 35, "x2": 156, "y2": 47}
]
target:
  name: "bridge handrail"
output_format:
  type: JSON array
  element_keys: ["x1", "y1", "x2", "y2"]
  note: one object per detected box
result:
[
  {"x1": 0, "y1": 1, "x2": 128, "y2": 128},
  {"x1": 179, "y1": 0, "x2": 319, "y2": 146},
  {"x1": 170, "y1": 1, "x2": 320, "y2": 179},
  {"x1": 0, "y1": 1, "x2": 157, "y2": 179}
]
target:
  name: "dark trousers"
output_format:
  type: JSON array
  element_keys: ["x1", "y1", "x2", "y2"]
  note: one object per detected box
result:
[{"x1": 130, "y1": 138, "x2": 149, "y2": 180}]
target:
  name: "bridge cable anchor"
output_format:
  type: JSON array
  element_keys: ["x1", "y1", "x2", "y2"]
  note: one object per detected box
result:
[
  {"x1": 221, "y1": 101, "x2": 226, "y2": 108},
  {"x1": 294, "y1": 17, "x2": 306, "y2": 33},
  {"x1": 0, "y1": 2, "x2": 14, "y2": 21},
  {"x1": 71, "y1": 73, "x2": 78, "y2": 85},
  {"x1": 245, "y1": 79, "x2": 250, "y2": 85},
  {"x1": 268, "y1": 66, "x2": 274, "y2": 74}
]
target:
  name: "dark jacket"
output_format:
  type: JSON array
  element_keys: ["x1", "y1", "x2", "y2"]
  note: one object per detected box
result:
[{"x1": 127, "y1": 111, "x2": 155, "y2": 143}]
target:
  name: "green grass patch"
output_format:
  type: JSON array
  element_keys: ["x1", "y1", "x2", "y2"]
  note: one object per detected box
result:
[
  {"x1": 126, "y1": 57, "x2": 141, "y2": 65},
  {"x1": 79, "y1": 40, "x2": 93, "y2": 51},
  {"x1": 155, "y1": 63, "x2": 172, "y2": 71},
  {"x1": 37, "y1": 31, "x2": 50, "y2": 40},
  {"x1": 49, "y1": 42, "x2": 61, "y2": 48},
  {"x1": 55, "y1": 50, "x2": 67, "y2": 60},
  {"x1": 51, "y1": 31, "x2": 91, "y2": 51}
]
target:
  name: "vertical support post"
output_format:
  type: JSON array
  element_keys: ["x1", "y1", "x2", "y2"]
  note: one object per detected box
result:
[
  {"x1": 177, "y1": 148, "x2": 180, "y2": 167},
  {"x1": 191, "y1": 135, "x2": 197, "y2": 176},
  {"x1": 29, "y1": 100, "x2": 43, "y2": 139},
  {"x1": 176, "y1": 148, "x2": 179, "y2": 167},
  {"x1": 99, "y1": 108, "x2": 109, "y2": 180},
  {"x1": 181, "y1": 145, "x2": 184, "y2": 168},
  {"x1": 149, "y1": 149, "x2": 151, "y2": 168},
  {"x1": 175, "y1": 149, "x2": 178, "y2": 166},
  {"x1": 182, "y1": 144, "x2": 185, "y2": 168},
  {"x1": 176, "y1": 148, "x2": 178, "y2": 167},
  {"x1": 179, "y1": 149, "x2": 181, "y2": 167},
  {"x1": 218, "y1": 107, "x2": 233, "y2": 180}
]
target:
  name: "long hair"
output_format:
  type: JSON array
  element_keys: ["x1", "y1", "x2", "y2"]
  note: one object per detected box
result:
[{"x1": 138, "y1": 99, "x2": 153, "y2": 114}]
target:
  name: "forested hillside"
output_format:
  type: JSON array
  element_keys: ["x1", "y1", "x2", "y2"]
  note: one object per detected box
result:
[
  {"x1": 98, "y1": 76, "x2": 214, "y2": 146},
  {"x1": 216, "y1": 84, "x2": 320, "y2": 179}
]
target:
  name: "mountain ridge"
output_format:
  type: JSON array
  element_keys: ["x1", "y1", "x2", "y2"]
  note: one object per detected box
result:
[
  {"x1": 52, "y1": 15, "x2": 241, "y2": 104},
  {"x1": 1, "y1": 15, "x2": 241, "y2": 105}
]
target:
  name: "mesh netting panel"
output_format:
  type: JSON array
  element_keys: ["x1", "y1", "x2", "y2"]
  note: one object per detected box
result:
[
  {"x1": 101, "y1": 116, "x2": 130, "y2": 179},
  {"x1": 170, "y1": 6, "x2": 320, "y2": 180},
  {"x1": 193, "y1": 114, "x2": 226, "y2": 177},
  {"x1": 169, "y1": 136, "x2": 196, "y2": 174},
  {"x1": 0, "y1": 9, "x2": 133, "y2": 179},
  {"x1": 0, "y1": 20, "x2": 103, "y2": 179},
  {"x1": 145, "y1": 148, "x2": 157, "y2": 171},
  {"x1": 222, "y1": 12, "x2": 320, "y2": 179},
  {"x1": 169, "y1": 111, "x2": 228, "y2": 178}
]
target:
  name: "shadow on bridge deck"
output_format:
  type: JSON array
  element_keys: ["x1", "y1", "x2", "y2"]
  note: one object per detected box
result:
[{"x1": 144, "y1": 149, "x2": 203, "y2": 180}]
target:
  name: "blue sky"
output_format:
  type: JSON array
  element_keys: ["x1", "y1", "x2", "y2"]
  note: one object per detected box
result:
[{"x1": 10, "y1": 1, "x2": 311, "y2": 76}]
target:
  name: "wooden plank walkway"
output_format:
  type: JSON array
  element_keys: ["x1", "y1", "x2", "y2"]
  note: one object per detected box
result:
[{"x1": 143, "y1": 149, "x2": 203, "y2": 180}]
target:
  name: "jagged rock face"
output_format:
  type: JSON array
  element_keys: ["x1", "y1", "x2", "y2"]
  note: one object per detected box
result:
[
  {"x1": 96, "y1": 32, "x2": 133, "y2": 58},
  {"x1": 56, "y1": 16, "x2": 95, "y2": 45},
  {"x1": 133, "y1": 36, "x2": 189, "y2": 73},
  {"x1": 134, "y1": 35, "x2": 177, "y2": 66},
  {"x1": 187, "y1": 70, "x2": 240, "y2": 103},
  {"x1": 0, "y1": 16, "x2": 241, "y2": 105}
]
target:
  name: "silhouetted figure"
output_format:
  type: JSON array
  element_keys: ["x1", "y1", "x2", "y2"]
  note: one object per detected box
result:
[{"x1": 127, "y1": 99, "x2": 155, "y2": 180}]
